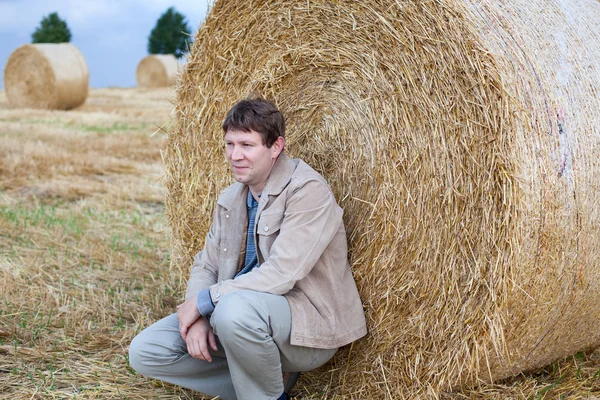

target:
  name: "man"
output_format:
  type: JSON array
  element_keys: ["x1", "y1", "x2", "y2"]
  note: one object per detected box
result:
[{"x1": 129, "y1": 98, "x2": 367, "y2": 400}]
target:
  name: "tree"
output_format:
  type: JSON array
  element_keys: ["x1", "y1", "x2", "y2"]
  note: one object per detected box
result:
[
  {"x1": 31, "y1": 12, "x2": 72, "y2": 43},
  {"x1": 148, "y1": 7, "x2": 191, "y2": 59}
]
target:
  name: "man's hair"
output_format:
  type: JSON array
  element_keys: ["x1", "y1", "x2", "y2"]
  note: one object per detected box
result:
[{"x1": 222, "y1": 98, "x2": 285, "y2": 148}]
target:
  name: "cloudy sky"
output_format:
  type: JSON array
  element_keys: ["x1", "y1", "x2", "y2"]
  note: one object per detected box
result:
[{"x1": 0, "y1": 0, "x2": 210, "y2": 88}]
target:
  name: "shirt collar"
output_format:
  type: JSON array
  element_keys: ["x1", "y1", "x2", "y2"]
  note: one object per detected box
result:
[{"x1": 247, "y1": 190, "x2": 259, "y2": 209}]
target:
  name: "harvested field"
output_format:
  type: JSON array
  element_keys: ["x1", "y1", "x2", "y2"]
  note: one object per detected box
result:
[
  {"x1": 0, "y1": 87, "x2": 198, "y2": 399},
  {"x1": 0, "y1": 88, "x2": 599, "y2": 399}
]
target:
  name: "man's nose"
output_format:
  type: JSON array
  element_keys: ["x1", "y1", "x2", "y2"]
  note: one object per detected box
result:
[{"x1": 230, "y1": 146, "x2": 244, "y2": 160}]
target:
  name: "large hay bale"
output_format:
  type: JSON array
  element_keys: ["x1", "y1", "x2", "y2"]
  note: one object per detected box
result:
[
  {"x1": 165, "y1": 0, "x2": 600, "y2": 397},
  {"x1": 136, "y1": 54, "x2": 179, "y2": 88},
  {"x1": 3, "y1": 43, "x2": 89, "y2": 110}
]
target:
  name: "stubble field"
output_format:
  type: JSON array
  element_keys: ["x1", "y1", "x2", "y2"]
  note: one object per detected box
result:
[
  {"x1": 0, "y1": 88, "x2": 200, "y2": 398},
  {"x1": 0, "y1": 88, "x2": 599, "y2": 399}
]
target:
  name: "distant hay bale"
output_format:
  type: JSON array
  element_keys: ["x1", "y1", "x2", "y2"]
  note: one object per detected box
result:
[
  {"x1": 3, "y1": 43, "x2": 89, "y2": 110},
  {"x1": 136, "y1": 54, "x2": 179, "y2": 88},
  {"x1": 165, "y1": 0, "x2": 600, "y2": 398}
]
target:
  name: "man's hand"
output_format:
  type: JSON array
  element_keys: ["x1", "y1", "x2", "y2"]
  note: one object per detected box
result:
[
  {"x1": 177, "y1": 295, "x2": 201, "y2": 340},
  {"x1": 185, "y1": 317, "x2": 218, "y2": 362}
]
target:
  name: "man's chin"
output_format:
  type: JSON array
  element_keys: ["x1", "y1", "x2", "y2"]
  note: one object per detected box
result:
[{"x1": 233, "y1": 175, "x2": 248, "y2": 184}]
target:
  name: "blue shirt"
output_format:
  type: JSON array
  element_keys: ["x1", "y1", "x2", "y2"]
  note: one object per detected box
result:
[
  {"x1": 236, "y1": 191, "x2": 259, "y2": 277},
  {"x1": 196, "y1": 190, "x2": 260, "y2": 316}
]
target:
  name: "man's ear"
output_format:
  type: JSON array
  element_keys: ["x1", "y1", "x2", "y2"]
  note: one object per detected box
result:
[{"x1": 271, "y1": 136, "x2": 285, "y2": 158}]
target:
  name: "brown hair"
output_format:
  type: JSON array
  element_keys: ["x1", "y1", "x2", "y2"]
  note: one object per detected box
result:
[{"x1": 222, "y1": 98, "x2": 285, "y2": 148}]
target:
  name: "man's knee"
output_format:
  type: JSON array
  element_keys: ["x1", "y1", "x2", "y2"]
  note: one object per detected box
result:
[
  {"x1": 128, "y1": 315, "x2": 184, "y2": 377},
  {"x1": 129, "y1": 332, "x2": 151, "y2": 375},
  {"x1": 210, "y1": 291, "x2": 265, "y2": 340}
]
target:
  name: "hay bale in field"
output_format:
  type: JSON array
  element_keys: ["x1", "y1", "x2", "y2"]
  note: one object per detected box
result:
[
  {"x1": 165, "y1": 0, "x2": 600, "y2": 398},
  {"x1": 136, "y1": 54, "x2": 179, "y2": 88},
  {"x1": 3, "y1": 43, "x2": 89, "y2": 110}
]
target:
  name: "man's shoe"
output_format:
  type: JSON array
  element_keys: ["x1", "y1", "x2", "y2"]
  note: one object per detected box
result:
[
  {"x1": 282, "y1": 371, "x2": 301, "y2": 395},
  {"x1": 277, "y1": 393, "x2": 290, "y2": 400}
]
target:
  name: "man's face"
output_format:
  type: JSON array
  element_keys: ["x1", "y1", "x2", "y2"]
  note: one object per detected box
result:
[{"x1": 224, "y1": 129, "x2": 284, "y2": 195}]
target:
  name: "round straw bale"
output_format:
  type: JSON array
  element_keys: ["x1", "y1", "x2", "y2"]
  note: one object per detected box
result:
[
  {"x1": 165, "y1": 0, "x2": 600, "y2": 397},
  {"x1": 3, "y1": 43, "x2": 89, "y2": 110},
  {"x1": 136, "y1": 54, "x2": 179, "y2": 88}
]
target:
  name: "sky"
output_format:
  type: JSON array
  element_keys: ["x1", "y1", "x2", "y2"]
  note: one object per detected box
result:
[{"x1": 0, "y1": 0, "x2": 210, "y2": 88}]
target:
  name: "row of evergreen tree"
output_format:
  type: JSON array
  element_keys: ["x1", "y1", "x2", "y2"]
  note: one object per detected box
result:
[{"x1": 31, "y1": 8, "x2": 191, "y2": 58}]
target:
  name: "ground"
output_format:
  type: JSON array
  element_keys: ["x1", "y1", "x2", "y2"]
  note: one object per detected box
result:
[
  {"x1": 0, "y1": 88, "x2": 598, "y2": 399},
  {"x1": 0, "y1": 87, "x2": 202, "y2": 398}
]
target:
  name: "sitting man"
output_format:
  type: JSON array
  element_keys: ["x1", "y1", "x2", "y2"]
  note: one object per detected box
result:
[{"x1": 129, "y1": 98, "x2": 367, "y2": 400}]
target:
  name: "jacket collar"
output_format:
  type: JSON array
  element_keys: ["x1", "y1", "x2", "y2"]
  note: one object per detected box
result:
[
  {"x1": 217, "y1": 153, "x2": 297, "y2": 210},
  {"x1": 262, "y1": 152, "x2": 297, "y2": 197}
]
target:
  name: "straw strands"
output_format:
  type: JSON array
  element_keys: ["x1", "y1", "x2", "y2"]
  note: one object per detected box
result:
[
  {"x1": 136, "y1": 54, "x2": 179, "y2": 88},
  {"x1": 0, "y1": 88, "x2": 190, "y2": 399},
  {"x1": 165, "y1": 0, "x2": 600, "y2": 398},
  {"x1": 3, "y1": 43, "x2": 89, "y2": 110}
]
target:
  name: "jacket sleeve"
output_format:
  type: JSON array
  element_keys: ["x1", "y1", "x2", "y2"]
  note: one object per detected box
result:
[
  {"x1": 208, "y1": 178, "x2": 342, "y2": 302},
  {"x1": 185, "y1": 207, "x2": 221, "y2": 300}
]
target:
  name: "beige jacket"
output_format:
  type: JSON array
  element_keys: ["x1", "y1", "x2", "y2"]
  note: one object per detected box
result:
[{"x1": 186, "y1": 153, "x2": 367, "y2": 349}]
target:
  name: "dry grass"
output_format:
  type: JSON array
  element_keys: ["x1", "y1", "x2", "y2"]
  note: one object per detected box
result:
[
  {"x1": 0, "y1": 81, "x2": 599, "y2": 399},
  {"x1": 0, "y1": 87, "x2": 205, "y2": 399}
]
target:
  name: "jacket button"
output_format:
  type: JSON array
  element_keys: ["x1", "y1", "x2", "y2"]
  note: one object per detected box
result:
[
  {"x1": 264, "y1": 226, "x2": 269, "y2": 232},
  {"x1": 225, "y1": 215, "x2": 229, "y2": 218},
  {"x1": 214, "y1": 291, "x2": 220, "y2": 298},
  {"x1": 223, "y1": 248, "x2": 227, "y2": 252}
]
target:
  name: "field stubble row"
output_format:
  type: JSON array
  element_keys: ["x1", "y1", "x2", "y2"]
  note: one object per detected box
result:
[{"x1": 0, "y1": 88, "x2": 202, "y2": 399}]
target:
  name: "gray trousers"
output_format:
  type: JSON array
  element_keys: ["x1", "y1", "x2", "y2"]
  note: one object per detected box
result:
[{"x1": 129, "y1": 290, "x2": 337, "y2": 400}]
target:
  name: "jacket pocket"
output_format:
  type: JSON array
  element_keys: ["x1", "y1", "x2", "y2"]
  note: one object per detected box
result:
[
  {"x1": 256, "y1": 212, "x2": 283, "y2": 236},
  {"x1": 256, "y1": 212, "x2": 283, "y2": 261}
]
